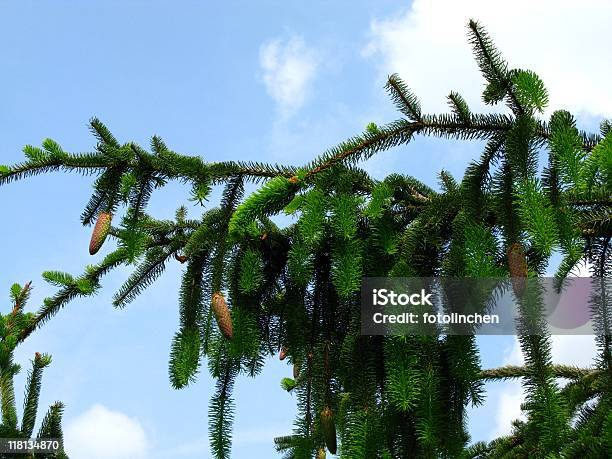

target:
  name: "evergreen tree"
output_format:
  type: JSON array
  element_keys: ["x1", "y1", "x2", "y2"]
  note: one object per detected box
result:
[
  {"x1": 0, "y1": 20, "x2": 610, "y2": 458},
  {"x1": 0, "y1": 282, "x2": 68, "y2": 458}
]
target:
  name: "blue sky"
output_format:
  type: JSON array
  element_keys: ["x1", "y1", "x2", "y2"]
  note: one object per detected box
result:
[{"x1": 0, "y1": 1, "x2": 609, "y2": 458}]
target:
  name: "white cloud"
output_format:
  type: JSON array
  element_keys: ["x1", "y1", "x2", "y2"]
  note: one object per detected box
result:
[
  {"x1": 492, "y1": 381, "x2": 525, "y2": 438},
  {"x1": 550, "y1": 335, "x2": 597, "y2": 367},
  {"x1": 502, "y1": 337, "x2": 524, "y2": 366},
  {"x1": 64, "y1": 404, "x2": 148, "y2": 459},
  {"x1": 364, "y1": 1, "x2": 612, "y2": 118},
  {"x1": 504, "y1": 334, "x2": 598, "y2": 369},
  {"x1": 259, "y1": 36, "x2": 318, "y2": 117},
  {"x1": 492, "y1": 339, "x2": 527, "y2": 438}
]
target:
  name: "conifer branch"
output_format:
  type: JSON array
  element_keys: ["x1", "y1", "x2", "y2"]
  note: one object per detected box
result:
[
  {"x1": 304, "y1": 116, "x2": 512, "y2": 181},
  {"x1": 479, "y1": 364, "x2": 596, "y2": 381},
  {"x1": 467, "y1": 19, "x2": 524, "y2": 116},
  {"x1": 0, "y1": 362, "x2": 18, "y2": 430},
  {"x1": 1, "y1": 285, "x2": 72, "y2": 457},
  {"x1": 386, "y1": 74, "x2": 422, "y2": 121},
  {"x1": 21, "y1": 352, "x2": 52, "y2": 438},
  {"x1": 209, "y1": 359, "x2": 237, "y2": 459},
  {"x1": 36, "y1": 401, "x2": 65, "y2": 440},
  {"x1": 17, "y1": 248, "x2": 130, "y2": 343}
]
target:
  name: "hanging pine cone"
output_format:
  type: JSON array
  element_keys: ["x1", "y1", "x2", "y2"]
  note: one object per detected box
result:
[
  {"x1": 89, "y1": 212, "x2": 112, "y2": 255},
  {"x1": 320, "y1": 407, "x2": 337, "y2": 455},
  {"x1": 507, "y1": 242, "x2": 528, "y2": 298},
  {"x1": 174, "y1": 253, "x2": 188, "y2": 264},
  {"x1": 293, "y1": 363, "x2": 300, "y2": 379},
  {"x1": 212, "y1": 292, "x2": 233, "y2": 339},
  {"x1": 279, "y1": 346, "x2": 288, "y2": 361},
  {"x1": 316, "y1": 447, "x2": 326, "y2": 459}
]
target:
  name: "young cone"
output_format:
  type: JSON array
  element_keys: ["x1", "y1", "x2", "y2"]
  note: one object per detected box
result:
[
  {"x1": 279, "y1": 346, "x2": 288, "y2": 361},
  {"x1": 316, "y1": 447, "x2": 326, "y2": 459},
  {"x1": 89, "y1": 212, "x2": 112, "y2": 255},
  {"x1": 507, "y1": 242, "x2": 528, "y2": 298},
  {"x1": 211, "y1": 292, "x2": 233, "y2": 340},
  {"x1": 320, "y1": 407, "x2": 337, "y2": 455}
]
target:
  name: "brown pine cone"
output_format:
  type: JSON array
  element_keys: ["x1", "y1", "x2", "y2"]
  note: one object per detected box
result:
[
  {"x1": 212, "y1": 292, "x2": 233, "y2": 340},
  {"x1": 89, "y1": 212, "x2": 112, "y2": 255},
  {"x1": 316, "y1": 447, "x2": 326, "y2": 459},
  {"x1": 507, "y1": 242, "x2": 528, "y2": 298},
  {"x1": 174, "y1": 253, "x2": 188, "y2": 264},
  {"x1": 279, "y1": 346, "x2": 288, "y2": 361}
]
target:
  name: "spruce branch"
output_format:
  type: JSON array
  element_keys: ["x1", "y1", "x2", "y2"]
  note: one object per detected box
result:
[
  {"x1": 0, "y1": 287, "x2": 67, "y2": 455},
  {"x1": 17, "y1": 248, "x2": 130, "y2": 343},
  {"x1": 467, "y1": 19, "x2": 524, "y2": 116},
  {"x1": 36, "y1": 401, "x2": 65, "y2": 440},
  {"x1": 208, "y1": 359, "x2": 238, "y2": 459},
  {"x1": 448, "y1": 91, "x2": 471, "y2": 123},
  {"x1": 112, "y1": 242, "x2": 182, "y2": 307},
  {"x1": 479, "y1": 364, "x2": 596, "y2": 381},
  {"x1": 21, "y1": 352, "x2": 52, "y2": 437},
  {"x1": 0, "y1": 361, "x2": 18, "y2": 430},
  {"x1": 386, "y1": 74, "x2": 422, "y2": 121},
  {"x1": 304, "y1": 115, "x2": 512, "y2": 181}
]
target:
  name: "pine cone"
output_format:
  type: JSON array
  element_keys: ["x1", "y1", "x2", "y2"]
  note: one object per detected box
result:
[
  {"x1": 212, "y1": 292, "x2": 233, "y2": 340},
  {"x1": 288, "y1": 175, "x2": 299, "y2": 184},
  {"x1": 279, "y1": 346, "x2": 288, "y2": 361},
  {"x1": 174, "y1": 253, "x2": 188, "y2": 264},
  {"x1": 89, "y1": 212, "x2": 112, "y2": 255},
  {"x1": 320, "y1": 407, "x2": 337, "y2": 455},
  {"x1": 293, "y1": 363, "x2": 300, "y2": 379},
  {"x1": 507, "y1": 242, "x2": 528, "y2": 298},
  {"x1": 316, "y1": 447, "x2": 326, "y2": 459}
]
